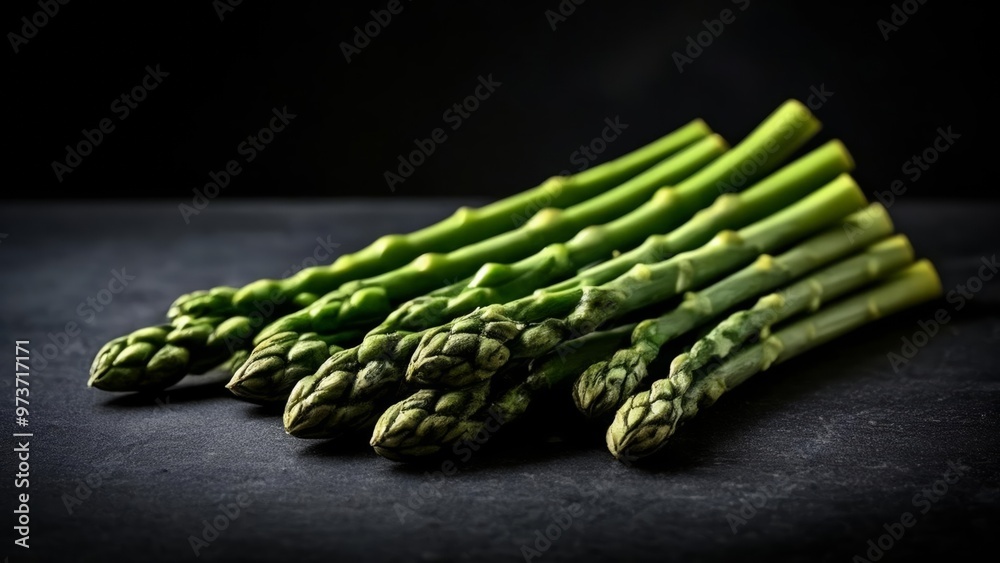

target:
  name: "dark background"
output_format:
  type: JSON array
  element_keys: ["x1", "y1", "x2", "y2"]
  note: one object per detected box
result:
[
  {"x1": 5, "y1": 0, "x2": 989, "y2": 201},
  {"x1": 2, "y1": 2, "x2": 998, "y2": 563}
]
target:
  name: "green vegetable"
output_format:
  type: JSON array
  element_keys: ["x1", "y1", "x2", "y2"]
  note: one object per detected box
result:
[
  {"x1": 258, "y1": 100, "x2": 820, "y2": 339},
  {"x1": 671, "y1": 236, "x2": 916, "y2": 385},
  {"x1": 172, "y1": 119, "x2": 716, "y2": 319},
  {"x1": 572, "y1": 221, "x2": 912, "y2": 418},
  {"x1": 379, "y1": 139, "x2": 852, "y2": 337},
  {"x1": 222, "y1": 332, "x2": 356, "y2": 399},
  {"x1": 370, "y1": 325, "x2": 636, "y2": 461},
  {"x1": 406, "y1": 174, "x2": 869, "y2": 390},
  {"x1": 606, "y1": 260, "x2": 942, "y2": 462},
  {"x1": 223, "y1": 135, "x2": 722, "y2": 401},
  {"x1": 255, "y1": 134, "x2": 727, "y2": 341},
  {"x1": 90, "y1": 125, "x2": 719, "y2": 393},
  {"x1": 240, "y1": 103, "x2": 832, "y2": 403},
  {"x1": 284, "y1": 139, "x2": 853, "y2": 436}
]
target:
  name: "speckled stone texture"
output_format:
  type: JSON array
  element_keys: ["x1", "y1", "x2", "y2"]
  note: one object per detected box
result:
[{"x1": 0, "y1": 200, "x2": 997, "y2": 562}]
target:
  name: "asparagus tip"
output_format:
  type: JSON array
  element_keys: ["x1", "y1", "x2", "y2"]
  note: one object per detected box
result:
[
  {"x1": 573, "y1": 350, "x2": 648, "y2": 418},
  {"x1": 605, "y1": 386, "x2": 677, "y2": 463},
  {"x1": 282, "y1": 387, "x2": 349, "y2": 439}
]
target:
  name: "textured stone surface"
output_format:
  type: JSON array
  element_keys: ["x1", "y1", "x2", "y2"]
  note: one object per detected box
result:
[{"x1": 0, "y1": 200, "x2": 997, "y2": 562}]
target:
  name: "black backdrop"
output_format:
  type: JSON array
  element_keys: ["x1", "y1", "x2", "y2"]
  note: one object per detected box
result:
[
  {"x1": 6, "y1": 0, "x2": 988, "y2": 201},
  {"x1": 2, "y1": 4, "x2": 998, "y2": 562}
]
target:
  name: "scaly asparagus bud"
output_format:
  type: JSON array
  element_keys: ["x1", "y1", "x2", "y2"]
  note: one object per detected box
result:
[
  {"x1": 281, "y1": 139, "x2": 855, "y2": 430},
  {"x1": 572, "y1": 212, "x2": 910, "y2": 417},
  {"x1": 94, "y1": 127, "x2": 721, "y2": 394},
  {"x1": 224, "y1": 101, "x2": 827, "y2": 400},
  {"x1": 407, "y1": 174, "x2": 868, "y2": 389},
  {"x1": 284, "y1": 332, "x2": 422, "y2": 437},
  {"x1": 371, "y1": 325, "x2": 635, "y2": 461},
  {"x1": 95, "y1": 120, "x2": 714, "y2": 393},
  {"x1": 370, "y1": 382, "x2": 492, "y2": 462},
  {"x1": 225, "y1": 332, "x2": 347, "y2": 403},
  {"x1": 607, "y1": 260, "x2": 942, "y2": 461}
]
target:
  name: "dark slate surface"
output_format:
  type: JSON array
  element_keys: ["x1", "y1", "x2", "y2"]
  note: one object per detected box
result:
[{"x1": 0, "y1": 200, "x2": 997, "y2": 563}]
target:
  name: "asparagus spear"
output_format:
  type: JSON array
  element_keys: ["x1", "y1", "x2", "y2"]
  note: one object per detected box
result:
[
  {"x1": 220, "y1": 332, "x2": 348, "y2": 400},
  {"x1": 284, "y1": 142, "x2": 854, "y2": 436},
  {"x1": 606, "y1": 260, "x2": 942, "y2": 461},
  {"x1": 405, "y1": 175, "x2": 869, "y2": 390},
  {"x1": 572, "y1": 229, "x2": 913, "y2": 418},
  {"x1": 221, "y1": 135, "x2": 720, "y2": 401},
  {"x1": 670, "y1": 236, "x2": 917, "y2": 385},
  {"x1": 90, "y1": 132, "x2": 723, "y2": 393},
  {"x1": 370, "y1": 325, "x2": 636, "y2": 461},
  {"x1": 171, "y1": 119, "x2": 715, "y2": 320},
  {"x1": 257, "y1": 100, "x2": 820, "y2": 340},
  {"x1": 246, "y1": 134, "x2": 853, "y2": 401},
  {"x1": 368, "y1": 139, "x2": 854, "y2": 337}
]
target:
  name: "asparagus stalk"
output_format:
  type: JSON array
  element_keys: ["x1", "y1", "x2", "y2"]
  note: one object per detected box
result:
[
  {"x1": 370, "y1": 325, "x2": 636, "y2": 461},
  {"x1": 248, "y1": 141, "x2": 853, "y2": 401},
  {"x1": 258, "y1": 100, "x2": 820, "y2": 340},
  {"x1": 374, "y1": 139, "x2": 854, "y2": 336},
  {"x1": 284, "y1": 142, "x2": 854, "y2": 436},
  {"x1": 671, "y1": 236, "x2": 916, "y2": 385},
  {"x1": 253, "y1": 134, "x2": 729, "y2": 335},
  {"x1": 221, "y1": 136, "x2": 721, "y2": 401},
  {"x1": 606, "y1": 260, "x2": 942, "y2": 461},
  {"x1": 247, "y1": 134, "x2": 723, "y2": 348},
  {"x1": 91, "y1": 132, "x2": 723, "y2": 393},
  {"x1": 572, "y1": 228, "x2": 913, "y2": 418},
  {"x1": 237, "y1": 104, "x2": 833, "y2": 403},
  {"x1": 406, "y1": 175, "x2": 869, "y2": 390},
  {"x1": 172, "y1": 119, "x2": 715, "y2": 319}
]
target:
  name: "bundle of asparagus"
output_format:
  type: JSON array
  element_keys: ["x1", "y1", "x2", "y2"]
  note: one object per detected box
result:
[
  {"x1": 284, "y1": 139, "x2": 853, "y2": 439},
  {"x1": 89, "y1": 99, "x2": 942, "y2": 465},
  {"x1": 90, "y1": 118, "x2": 717, "y2": 391},
  {"x1": 235, "y1": 100, "x2": 821, "y2": 402}
]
